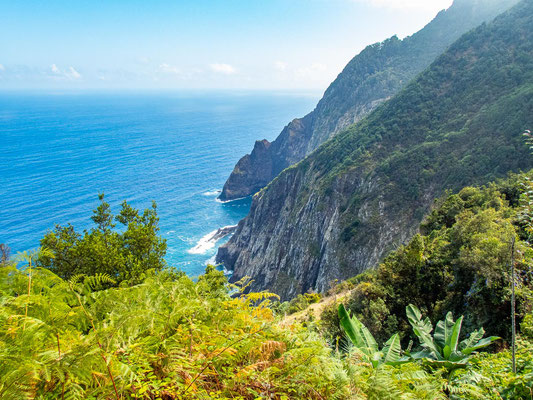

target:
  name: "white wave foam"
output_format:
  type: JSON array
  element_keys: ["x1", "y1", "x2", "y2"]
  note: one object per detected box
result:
[
  {"x1": 215, "y1": 195, "x2": 250, "y2": 204},
  {"x1": 177, "y1": 235, "x2": 195, "y2": 244},
  {"x1": 187, "y1": 229, "x2": 218, "y2": 254},
  {"x1": 187, "y1": 224, "x2": 238, "y2": 255},
  {"x1": 221, "y1": 265, "x2": 233, "y2": 276},
  {"x1": 203, "y1": 189, "x2": 221, "y2": 196}
]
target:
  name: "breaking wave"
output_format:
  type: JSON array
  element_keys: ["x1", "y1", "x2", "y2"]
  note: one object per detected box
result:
[
  {"x1": 202, "y1": 189, "x2": 221, "y2": 196},
  {"x1": 187, "y1": 225, "x2": 238, "y2": 255}
]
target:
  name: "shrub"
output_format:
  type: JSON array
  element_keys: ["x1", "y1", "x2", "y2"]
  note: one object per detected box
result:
[{"x1": 0, "y1": 264, "x2": 349, "y2": 400}]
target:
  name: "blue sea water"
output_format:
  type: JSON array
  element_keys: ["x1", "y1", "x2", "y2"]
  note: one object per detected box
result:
[{"x1": 0, "y1": 91, "x2": 318, "y2": 276}]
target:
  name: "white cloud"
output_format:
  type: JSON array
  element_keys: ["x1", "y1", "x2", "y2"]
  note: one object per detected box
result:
[
  {"x1": 159, "y1": 63, "x2": 181, "y2": 74},
  {"x1": 354, "y1": 0, "x2": 452, "y2": 10},
  {"x1": 0, "y1": 64, "x2": 5, "y2": 71},
  {"x1": 49, "y1": 64, "x2": 81, "y2": 80},
  {"x1": 295, "y1": 63, "x2": 328, "y2": 81},
  {"x1": 210, "y1": 63, "x2": 236, "y2": 75},
  {"x1": 67, "y1": 66, "x2": 81, "y2": 79},
  {"x1": 274, "y1": 61, "x2": 288, "y2": 71}
]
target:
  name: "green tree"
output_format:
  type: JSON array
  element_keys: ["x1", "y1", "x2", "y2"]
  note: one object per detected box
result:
[{"x1": 37, "y1": 194, "x2": 167, "y2": 285}]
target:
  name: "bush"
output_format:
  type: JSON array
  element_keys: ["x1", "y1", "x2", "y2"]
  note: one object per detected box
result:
[
  {"x1": 0, "y1": 264, "x2": 349, "y2": 400},
  {"x1": 521, "y1": 313, "x2": 533, "y2": 339},
  {"x1": 37, "y1": 194, "x2": 167, "y2": 286},
  {"x1": 286, "y1": 292, "x2": 322, "y2": 314}
]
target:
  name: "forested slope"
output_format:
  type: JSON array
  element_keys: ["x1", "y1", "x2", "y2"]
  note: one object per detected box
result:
[
  {"x1": 217, "y1": 0, "x2": 533, "y2": 299},
  {"x1": 219, "y1": 0, "x2": 519, "y2": 201}
]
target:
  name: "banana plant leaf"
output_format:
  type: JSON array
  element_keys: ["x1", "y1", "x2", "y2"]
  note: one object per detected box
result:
[
  {"x1": 406, "y1": 304, "x2": 500, "y2": 372},
  {"x1": 338, "y1": 304, "x2": 408, "y2": 367},
  {"x1": 461, "y1": 336, "x2": 501, "y2": 355},
  {"x1": 434, "y1": 312, "x2": 455, "y2": 349}
]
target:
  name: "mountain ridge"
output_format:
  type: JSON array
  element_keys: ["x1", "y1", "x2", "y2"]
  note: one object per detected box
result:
[
  {"x1": 217, "y1": 0, "x2": 533, "y2": 300},
  {"x1": 218, "y1": 0, "x2": 520, "y2": 201}
]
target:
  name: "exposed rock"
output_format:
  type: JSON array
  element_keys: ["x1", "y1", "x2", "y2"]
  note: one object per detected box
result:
[
  {"x1": 219, "y1": 0, "x2": 520, "y2": 202},
  {"x1": 217, "y1": 0, "x2": 533, "y2": 300},
  {"x1": 219, "y1": 140, "x2": 273, "y2": 201},
  {"x1": 188, "y1": 225, "x2": 238, "y2": 255}
]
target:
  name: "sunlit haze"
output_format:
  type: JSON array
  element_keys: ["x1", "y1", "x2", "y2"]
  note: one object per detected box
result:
[{"x1": 0, "y1": 0, "x2": 453, "y2": 91}]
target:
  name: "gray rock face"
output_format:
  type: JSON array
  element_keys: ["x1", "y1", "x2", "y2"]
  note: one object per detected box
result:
[
  {"x1": 220, "y1": 139, "x2": 273, "y2": 201},
  {"x1": 218, "y1": 165, "x2": 431, "y2": 300},
  {"x1": 218, "y1": 0, "x2": 520, "y2": 202},
  {"x1": 217, "y1": 0, "x2": 533, "y2": 300}
]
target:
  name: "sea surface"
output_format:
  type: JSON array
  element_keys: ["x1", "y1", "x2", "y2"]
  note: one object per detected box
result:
[{"x1": 0, "y1": 91, "x2": 318, "y2": 276}]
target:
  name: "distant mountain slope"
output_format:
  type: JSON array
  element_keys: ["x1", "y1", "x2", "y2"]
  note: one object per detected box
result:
[
  {"x1": 217, "y1": 0, "x2": 533, "y2": 300},
  {"x1": 218, "y1": 0, "x2": 520, "y2": 201}
]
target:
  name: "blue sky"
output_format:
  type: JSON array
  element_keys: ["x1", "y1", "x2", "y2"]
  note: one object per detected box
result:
[{"x1": 0, "y1": 0, "x2": 453, "y2": 91}]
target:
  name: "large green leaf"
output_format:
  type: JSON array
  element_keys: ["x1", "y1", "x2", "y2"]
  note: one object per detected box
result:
[
  {"x1": 461, "y1": 336, "x2": 500, "y2": 355},
  {"x1": 407, "y1": 305, "x2": 500, "y2": 373},
  {"x1": 434, "y1": 312, "x2": 454, "y2": 349},
  {"x1": 409, "y1": 349, "x2": 436, "y2": 361},
  {"x1": 338, "y1": 304, "x2": 378, "y2": 360},
  {"x1": 371, "y1": 352, "x2": 382, "y2": 368},
  {"x1": 424, "y1": 359, "x2": 469, "y2": 371},
  {"x1": 448, "y1": 315, "x2": 463, "y2": 355},
  {"x1": 406, "y1": 304, "x2": 422, "y2": 326},
  {"x1": 382, "y1": 333, "x2": 401, "y2": 364},
  {"x1": 406, "y1": 304, "x2": 433, "y2": 335},
  {"x1": 360, "y1": 324, "x2": 378, "y2": 355},
  {"x1": 338, "y1": 304, "x2": 366, "y2": 352},
  {"x1": 443, "y1": 344, "x2": 451, "y2": 359},
  {"x1": 459, "y1": 327, "x2": 484, "y2": 351},
  {"x1": 420, "y1": 334, "x2": 443, "y2": 360},
  {"x1": 406, "y1": 304, "x2": 441, "y2": 357},
  {"x1": 448, "y1": 351, "x2": 468, "y2": 363}
]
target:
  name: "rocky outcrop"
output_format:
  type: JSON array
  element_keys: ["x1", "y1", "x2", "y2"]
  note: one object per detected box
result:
[
  {"x1": 220, "y1": 140, "x2": 273, "y2": 201},
  {"x1": 219, "y1": 166, "x2": 426, "y2": 299},
  {"x1": 218, "y1": 0, "x2": 520, "y2": 202},
  {"x1": 217, "y1": 0, "x2": 533, "y2": 300}
]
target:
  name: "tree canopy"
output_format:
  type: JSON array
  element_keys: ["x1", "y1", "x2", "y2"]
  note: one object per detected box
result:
[{"x1": 37, "y1": 194, "x2": 167, "y2": 285}]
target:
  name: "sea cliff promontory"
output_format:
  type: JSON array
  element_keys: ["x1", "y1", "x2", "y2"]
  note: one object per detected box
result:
[
  {"x1": 218, "y1": 0, "x2": 520, "y2": 202},
  {"x1": 217, "y1": 0, "x2": 533, "y2": 299}
]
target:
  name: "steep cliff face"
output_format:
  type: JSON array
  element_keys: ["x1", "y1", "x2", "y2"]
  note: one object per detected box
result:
[
  {"x1": 217, "y1": 0, "x2": 533, "y2": 300},
  {"x1": 220, "y1": 139, "x2": 273, "y2": 201},
  {"x1": 218, "y1": 0, "x2": 520, "y2": 201}
]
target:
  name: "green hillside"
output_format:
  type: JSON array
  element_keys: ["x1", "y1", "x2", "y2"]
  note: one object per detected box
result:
[
  {"x1": 217, "y1": 0, "x2": 533, "y2": 300},
  {"x1": 319, "y1": 173, "x2": 533, "y2": 345},
  {"x1": 219, "y1": 0, "x2": 519, "y2": 201},
  {"x1": 1, "y1": 172, "x2": 533, "y2": 398}
]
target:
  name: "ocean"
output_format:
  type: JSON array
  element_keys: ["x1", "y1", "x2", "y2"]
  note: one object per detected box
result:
[{"x1": 0, "y1": 91, "x2": 318, "y2": 277}]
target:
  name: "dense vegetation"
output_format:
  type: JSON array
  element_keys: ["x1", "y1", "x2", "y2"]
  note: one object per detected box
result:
[
  {"x1": 320, "y1": 173, "x2": 533, "y2": 344},
  {"x1": 217, "y1": 0, "x2": 533, "y2": 300},
  {"x1": 1, "y1": 255, "x2": 532, "y2": 399},
  {"x1": 37, "y1": 194, "x2": 167, "y2": 285},
  {"x1": 0, "y1": 259, "x2": 351, "y2": 399},
  {"x1": 3, "y1": 2, "x2": 533, "y2": 398},
  {"x1": 306, "y1": 0, "x2": 533, "y2": 219},
  {"x1": 2, "y1": 170, "x2": 533, "y2": 398}
]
